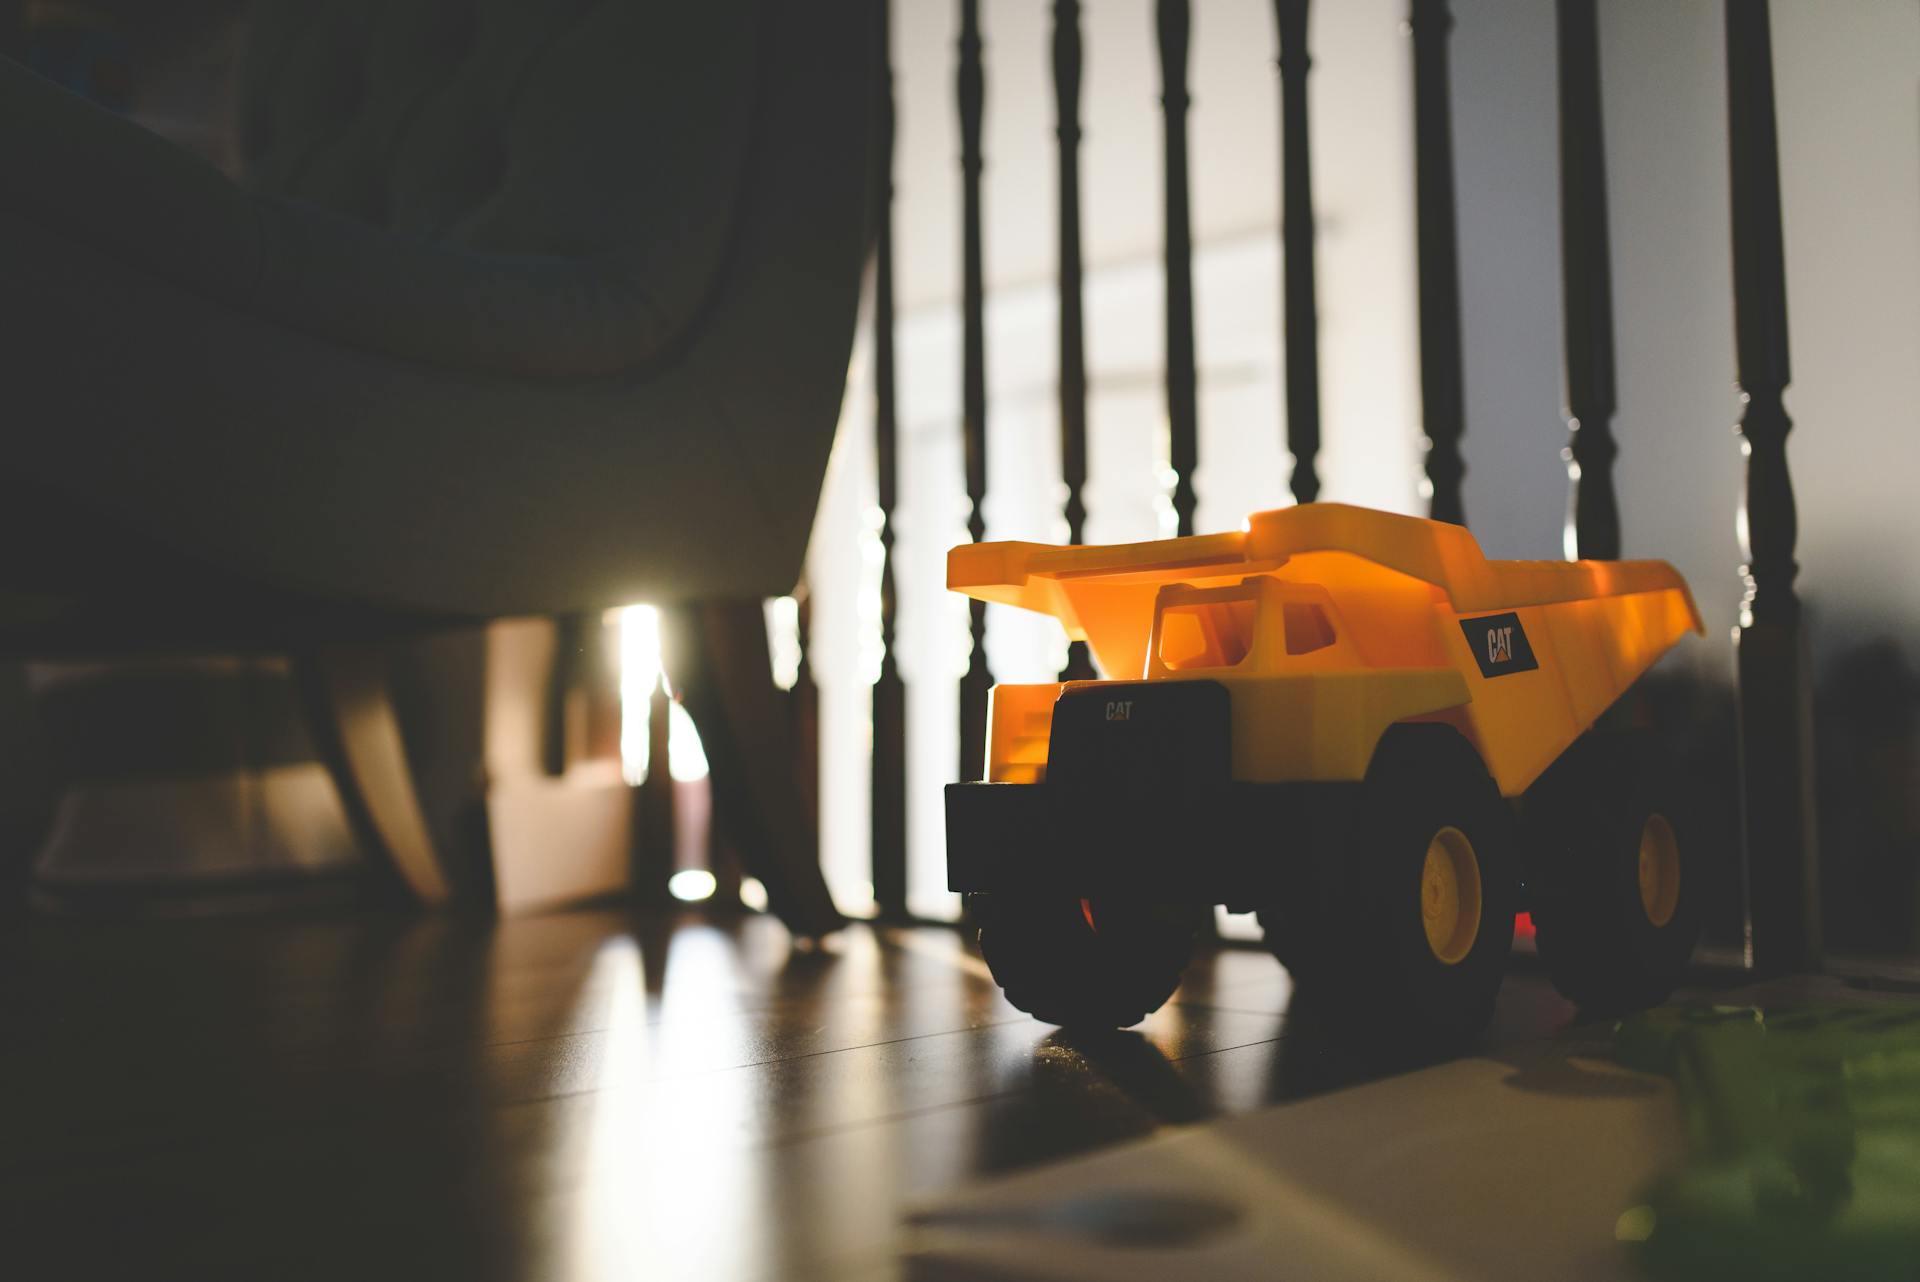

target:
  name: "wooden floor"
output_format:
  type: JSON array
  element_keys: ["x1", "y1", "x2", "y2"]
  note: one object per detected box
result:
[{"x1": 3, "y1": 906, "x2": 1592, "y2": 1281}]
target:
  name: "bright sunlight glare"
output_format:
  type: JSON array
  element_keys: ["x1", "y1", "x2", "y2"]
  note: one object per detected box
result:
[
  {"x1": 615, "y1": 604, "x2": 710, "y2": 785},
  {"x1": 667, "y1": 869, "x2": 718, "y2": 902}
]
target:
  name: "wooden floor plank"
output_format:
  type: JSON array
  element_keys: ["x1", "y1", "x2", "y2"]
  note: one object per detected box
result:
[{"x1": 2, "y1": 906, "x2": 1600, "y2": 1282}]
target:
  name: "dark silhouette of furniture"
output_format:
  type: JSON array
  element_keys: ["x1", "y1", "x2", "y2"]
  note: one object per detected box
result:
[{"x1": 0, "y1": 0, "x2": 876, "y2": 934}]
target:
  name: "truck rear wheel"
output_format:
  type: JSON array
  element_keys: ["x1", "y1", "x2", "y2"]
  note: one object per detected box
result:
[
  {"x1": 1527, "y1": 731, "x2": 1700, "y2": 1013},
  {"x1": 1290, "y1": 725, "x2": 1518, "y2": 1047},
  {"x1": 969, "y1": 894, "x2": 1199, "y2": 1029}
]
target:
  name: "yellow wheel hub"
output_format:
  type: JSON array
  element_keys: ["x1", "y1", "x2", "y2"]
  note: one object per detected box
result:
[
  {"x1": 1421, "y1": 825, "x2": 1482, "y2": 965},
  {"x1": 1638, "y1": 813, "x2": 1681, "y2": 928}
]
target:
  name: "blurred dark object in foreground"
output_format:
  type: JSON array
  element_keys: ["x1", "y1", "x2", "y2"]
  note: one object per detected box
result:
[{"x1": 16, "y1": 2, "x2": 134, "y2": 110}]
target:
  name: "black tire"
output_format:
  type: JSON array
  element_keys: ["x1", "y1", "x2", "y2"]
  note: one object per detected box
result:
[
  {"x1": 969, "y1": 894, "x2": 1200, "y2": 1029},
  {"x1": 1526, "y1": 730, "x2": 1701, "y2": 1014},
  {"x1": 1272, "y1": 724, "x2": 1518, "y2": 1047}
]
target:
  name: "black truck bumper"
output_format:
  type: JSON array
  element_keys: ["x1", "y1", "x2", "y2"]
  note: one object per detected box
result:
[{"x1": 945, "y1": 778, "x2": 1360, "y2": 905}]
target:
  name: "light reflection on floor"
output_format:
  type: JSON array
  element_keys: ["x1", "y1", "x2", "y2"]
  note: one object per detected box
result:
[{"x1": 5, "y1": 907, "x2": 1591, "y2": 1282}]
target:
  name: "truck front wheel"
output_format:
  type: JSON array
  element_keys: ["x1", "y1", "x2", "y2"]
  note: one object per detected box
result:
[{"x1": 969, "y1": 894, "x2": 1199, "y2": 1029}]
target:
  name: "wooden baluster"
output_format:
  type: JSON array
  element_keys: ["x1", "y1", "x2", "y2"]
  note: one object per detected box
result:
[
  {"x1": 1156, "y1": 0, "x2": 1214, "y2": 943},
  {"x1": 872, "y1": 0, "x2": 909, "y2": 917},
  {"x1": 1409, "y1": 0, "x2": 1467, "y2": 526},
  {"x1": 1725, "y1": 0, "x2": 1819, "y2": 974},
  {"x1": 1158, "y1": 0, "x2": 1199, "y2": 538},
  {"x1": 1557, "y1": 0, "x2": 1620, "y2": 561},
  {"x1": 958, "y1": 0, "x2": 994, "y2": 784},
  {"x1": 1273, "y1": 0, "x2": 1322, "y2": 505},
  {"x1": 1054, "y1": 0, "x2": 1098, "y2": 681}
]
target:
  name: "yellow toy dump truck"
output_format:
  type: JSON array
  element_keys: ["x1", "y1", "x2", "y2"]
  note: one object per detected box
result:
[{"x1": 946, "y1": 502, "x2": 1705, "y2": 1044}]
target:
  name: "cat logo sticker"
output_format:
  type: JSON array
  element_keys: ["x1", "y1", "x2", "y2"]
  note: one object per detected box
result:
[
  {"x1": 1488, "y1": 625, "x2": 1514, "y2": 664},
  {"x1": 1460, "y1": 612, "x2": 1539, "y2": 678}
]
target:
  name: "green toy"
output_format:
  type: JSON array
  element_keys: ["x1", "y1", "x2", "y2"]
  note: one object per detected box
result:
[{"x1": 1614, "y1": 1002, "x2": 1920, "y2": 1280}]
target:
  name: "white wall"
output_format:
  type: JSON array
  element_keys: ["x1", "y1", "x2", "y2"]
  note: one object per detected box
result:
[
  {"x1": 1599, "y1": 0, "x2": 1743, "y2": 671},
  {"x1": 1449, "y1": 0, "x2": 1566, "y2": 559},
  {"x1": 1453, "y1": 0, "x2": 1920, "y2": 681},
  {"x1": 1451, "y1": 0, "x2": 1740, "y2": 656},
  {"x1": 1773, "y1": 1, "x2": 1920, "y2": 648}
]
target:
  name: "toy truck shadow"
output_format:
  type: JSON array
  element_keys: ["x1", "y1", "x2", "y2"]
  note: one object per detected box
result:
[{"x1": 946, "y1": 503, "x2": 1705, "y2": 1045}]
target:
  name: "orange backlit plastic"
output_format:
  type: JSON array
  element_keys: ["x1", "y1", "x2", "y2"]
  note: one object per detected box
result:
[{"x1": 951, "y1": 502, "x2": 1703, "y2": 796}]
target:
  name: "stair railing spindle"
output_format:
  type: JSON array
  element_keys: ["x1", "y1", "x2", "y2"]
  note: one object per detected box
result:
[
  {"x1": 1055, "y1": 0, "x2": 1097, "y2": 681},
  {"x1": 871, "y1": 0, "x2": 907, "y2": 918},
  {"x1": 958, "y1": 0, "x2": 993, "y2": 784},
  {"x1": 1274, "y1": 0, "x2": 1323, "y2": 504},
  {"x1": 1557, "y1": 0, "x2": 1621, "y2": 560},
  {"x1": 1409, "y1": 0, "x2": 1467, "y2": 525},
  {"x1": 1157, "y1": 0, "x2": 1200, "y2": 538},
  {"x1": 1725, "y1": 0, "x2": 1819, "y2": 974}
]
